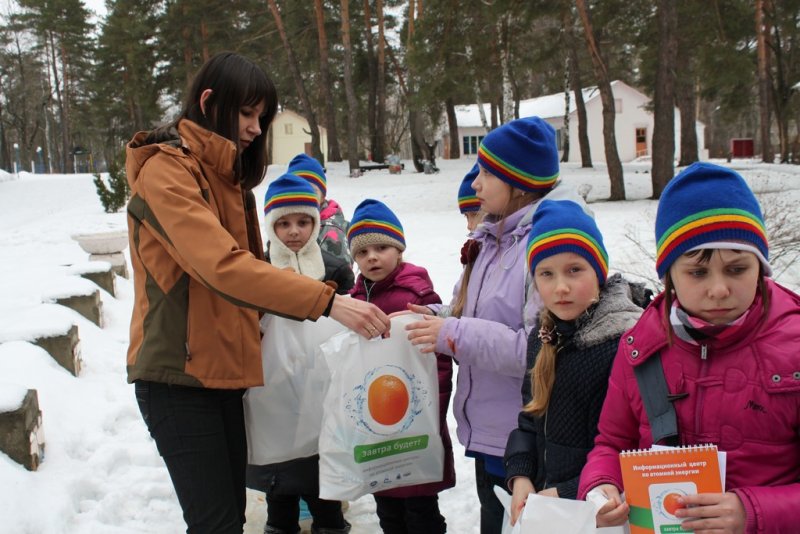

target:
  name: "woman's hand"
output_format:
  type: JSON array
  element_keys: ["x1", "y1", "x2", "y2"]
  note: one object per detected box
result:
[
  {"x1": 405, "y1": 314, "x2": 445, "y2": 353},
  {"x1": 538, "y1": 487, "x2": 558, "y2": 498},
  {"x1": 329, "y1": 294, "x2": 390, "y2": 339},
  {"x1": 674, "y1": 492, "x2": 746, "y2": 534},
  {"x1": 594, "y1": 484, "x2": 629, "y2": 527},
  {"x1": 510, "y1": 477, "x2": 534, "y2": 526}
]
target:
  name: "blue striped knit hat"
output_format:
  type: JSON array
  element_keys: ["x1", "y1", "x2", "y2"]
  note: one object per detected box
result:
[
  {"x1": 477, "y1": 116, "x2": 559, "y2": 192},
  {"x1": 527, "y1": 200, "x2": 609, "y2": 285},
  {"x1": 458, "y1": 164, "x2": 481, "y2": 213},
  {"x1": 655, "y1": 162, "x2": 770, "y2": 279},
  {"x1": 263, "y1": 174, "x2": 320, "y2": 216},
  {"x1": 287, "y1": 153, "x2": 327, "y2": 199},
  {"x1": 347, "y1": 199, "x2": 406, "y2": 255}
]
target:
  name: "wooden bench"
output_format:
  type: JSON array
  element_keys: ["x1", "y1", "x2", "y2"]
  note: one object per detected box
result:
[{"x1": 358, "y1": 163, "x2": 405, "y2": 172}]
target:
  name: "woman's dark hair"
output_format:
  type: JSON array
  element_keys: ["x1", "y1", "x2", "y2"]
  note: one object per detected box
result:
[{"x1": 167, "y1": 52, "x2": 277, "y2": 190}]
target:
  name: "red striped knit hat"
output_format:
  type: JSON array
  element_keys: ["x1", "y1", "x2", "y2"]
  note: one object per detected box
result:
[
  {"x1": 477, "y1": 116, "x2": 559, "y2": 192},
  {"x1": 655, "y1": 162, "x2": 770, "y2": 279}
]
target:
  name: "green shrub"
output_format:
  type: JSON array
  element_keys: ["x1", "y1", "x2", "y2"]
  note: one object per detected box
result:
[{"x1": 94, "y1": 158, "x2": 129, "y2": 213}]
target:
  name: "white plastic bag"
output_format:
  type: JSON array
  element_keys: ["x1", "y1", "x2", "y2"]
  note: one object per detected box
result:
[
  {"x1": 244, "y1": 315, "x2": 347, "y2": 465},
  {"x1": 496, "y1": 486, "x2": 628, "y2": 534},
  {"x1": 318, "y1": 314, "x2": 444, "y2": 501}
]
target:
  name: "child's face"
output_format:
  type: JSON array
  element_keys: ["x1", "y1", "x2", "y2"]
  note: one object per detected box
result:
[
  {"x1": 534, "y1": 252, "x2": 600, "y2": 321},
  {"x1": 273, "y1": 213, "x2": 315, "y2": 252},
  {"x1": 472, "y1": 166, "x2": 512, "y2": 215},
  {"x1": 464, "y1": 211, "x2": 481, "y2": 232},
  {"x1": 670, "y1": 249, "x2": 760, "y2": 324},
  {"x1": 354, "y1": 244, "x2": 402, "y2": 282}
]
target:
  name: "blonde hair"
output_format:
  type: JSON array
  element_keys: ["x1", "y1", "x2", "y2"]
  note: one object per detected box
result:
[
  {"x1": 524, "y1": 309, "x2": 557, "y2": 416},
  {"x1": 451, "y1": 186, "x2": 541, "y2": 318}
]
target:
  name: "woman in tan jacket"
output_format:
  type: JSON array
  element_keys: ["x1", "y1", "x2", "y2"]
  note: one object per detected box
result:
[{"x1": 125, "y1": 52, "x2": 388, "y2": 534}]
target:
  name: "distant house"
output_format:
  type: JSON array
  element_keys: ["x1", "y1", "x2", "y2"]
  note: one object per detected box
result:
[
  {"x1": 270, "y1": 109, "x2": 328, "y2": 165},
  {"x1": 442, "y1": 80, "x2": 706, "y2": 163}
]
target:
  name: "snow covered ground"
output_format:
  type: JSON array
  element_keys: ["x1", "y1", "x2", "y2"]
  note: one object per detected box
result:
[{"x1": 0, "y1": 157, "x2": 798, "y2": 534}]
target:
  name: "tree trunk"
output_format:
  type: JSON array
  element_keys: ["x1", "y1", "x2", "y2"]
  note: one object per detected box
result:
[
  {"x1": 445, "y1": 97, "x2": 460, "y2": 159},
  {"x1": 181, "y1": 3, "x2": 193, "y2": 85},
  {"x1": 47, "y1": 31, "x2": 67, "y2": 172},
  {"x1": 340, "y1": 0, "x2": 360, "y2": 174},
  {"x1": 651, "y1": 0, "x2": 677, "y2": 199},
  {"x1": 565, "y1": 5, "x2": 591, "y2": 167},
  {"x1": 676, "y1": 74, "x2": 699, "y2": 166},
  {"x1": 499, "y1": 15, "x2": 514, "y2": 125},
  {"x1": 576, "y1": 0, "x2": 624, "y2": 199},
  {"x1": 755, "y1": 0, "x2": 774, "y2": 163},
  {"x1": 363, "y1": 0, "x2": 377, "y2": 161},
  {"x1": 561, "y1": 12, "x2": 571, "y2": 164},
  {"x1": 375, "y1": 0, "x2": 387, "y2": 162},
  {"x1": 200, "y1": 19, "x2": 210, "y2": 62},
  {"x1": 267, "y1": 0, "x2": 324, "y2": 164},
  {"x1": 314, "y1": 0, "x2": 342, "y2": 161}
]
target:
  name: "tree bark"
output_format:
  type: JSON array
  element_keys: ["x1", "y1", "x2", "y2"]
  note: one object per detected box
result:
[
  {"x1": 651, "y1": 0, "x2": 677, "y2": 199},
  {"x1": 755, "y1": 0, "x2": 774, "y2": 163},
  {"x1": 363, "y1": 0, "x2": 377, "y2": 161},
  {"x1": 340, "y1": 0, "x2": 360, "y2": 173},
  {"x1": 499, "y1": 15, "x2": 514, "y2": 125},
  {"x1": 267, "y1": 0, "x2": 324, "y2": 164},
  {"x1": 564, "y1": 5, "x2": 591, "y2": 167},
  {"x1": 375, "y1": 0, "x2": 387, "y2": 162},
  {"x1": 445, "y1": 97, "x2": 460, "y2": 159},
  {"x1": 314, "y1": 0, "x2": 342, "y2": 161},
  {"x1": 676, "y1": 74, "x2": 699, "y2": 166},
  {"x1": 575, "y1": 0, "x2": 624, "y2": 200}
]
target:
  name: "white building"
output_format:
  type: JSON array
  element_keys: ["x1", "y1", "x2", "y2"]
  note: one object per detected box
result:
[
  {"x1": 443, "y1": 80, "x2": 707, "y2": 163},
  {"x1": 270, "y1": 109, "x2": 328, "y2": 165}
]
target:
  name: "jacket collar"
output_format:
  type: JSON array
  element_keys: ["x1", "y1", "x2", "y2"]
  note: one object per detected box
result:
[{"x1": 177, "y1": 120, "x2": 238, "y2": 184}]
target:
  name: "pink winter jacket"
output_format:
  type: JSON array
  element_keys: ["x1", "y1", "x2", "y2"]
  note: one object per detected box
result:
[{"x1": 578, "y1": 279, "x2": 800, "y2": 534}]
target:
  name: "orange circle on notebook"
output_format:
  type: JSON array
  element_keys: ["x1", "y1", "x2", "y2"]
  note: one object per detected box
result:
[
  {"x1": 663, "y1": 493, "x2": 684, "y2": 516},
  {"x1": 368, "y1": 374, "x2": 409, "y2": 425}
]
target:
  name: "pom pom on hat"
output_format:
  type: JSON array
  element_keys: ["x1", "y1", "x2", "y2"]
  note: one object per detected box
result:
[
  {"x1": 527, "y1": 200, "x2": 609, "y2": 285},
  {"x1": 263, "y1": 173, "x2": 320, "y2": 216},
  {"x1": 477, "y1": 116, "x2": 559, "y2": 192},
  {"x1": 347, "y1": 199, "x2": 405, "y2": 255},
  {"x1": 287, "y1": 153, "x2": 327, "y2": 199},
  {"x1": 655, "y1": 162, "x2": 770, "y2": 279},
  {"x1": 458, "y1": 164, "x2": 481, "y2": 213}
]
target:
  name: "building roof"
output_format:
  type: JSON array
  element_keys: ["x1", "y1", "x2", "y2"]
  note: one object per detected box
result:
[{"x1": 454, "y1": 81, "x2": 631, "y2": 127}]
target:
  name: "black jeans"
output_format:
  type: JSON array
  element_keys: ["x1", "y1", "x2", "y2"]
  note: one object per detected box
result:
[
  {"x1": 135, "y1": 380, "x2": 247, "y2": 534},
  {"x1": 266, "y1": 494, "x2": 346, "y2": 533},
  {"x1": 474, "y1": 457, "x2": 509, "y2": 534},
  {"x1": 374, "y1": 495, "x2": 446, "y2": 534}
]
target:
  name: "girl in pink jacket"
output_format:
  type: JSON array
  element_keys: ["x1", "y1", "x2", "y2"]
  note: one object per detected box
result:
[
  {"x1": 579, "y1": 163, "x2": 800, "y2": 534},
  {"x1": 348, "y1": 199, "x2": 456, "y2": 534}
]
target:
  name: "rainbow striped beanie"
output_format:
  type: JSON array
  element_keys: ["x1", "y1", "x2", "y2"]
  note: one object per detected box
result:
[
  {"x1": 477, "y1": 116, "x2": 559, "y2": 193},
  {"x1": 263, "y1": 174, "x2": 320, "y2": 217},
  {"x1": 347, "y1": 199, "x2": 405, "y2": 255},
  {"x1": 527, "y1": 200, "x2": 609, "y2": 285},
  {"x1": 655, "y1": 162, "x2": 769, "y2": 279},
  {"x1": 287, "y1": 153, "x2": 327, "y2": 199},
  {"x1": 458, "y1": 164, "x2": 481, "y2": 213}
]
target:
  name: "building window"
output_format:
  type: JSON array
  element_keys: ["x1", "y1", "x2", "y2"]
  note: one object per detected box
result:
[
  {"x1": 462, "y1": 135, "x2": 485, "y2": 155},
  {"x1": 556, "y1": 128, "x2": 566, "y2": 151},
  {"x1": 284, "y1": 123, "x2": 293, "y2": 135}
]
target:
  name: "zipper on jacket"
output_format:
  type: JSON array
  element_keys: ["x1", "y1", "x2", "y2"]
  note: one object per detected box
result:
[
  {"x1": 695, "y1": 343, "x2": 709, "y2": 434},
  {"x1": 542, "y1": 409, "x2": 549, "y2": 489}
]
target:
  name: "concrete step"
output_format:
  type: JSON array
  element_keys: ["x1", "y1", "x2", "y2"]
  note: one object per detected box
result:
[
  {"x1": 33, "y1": 324, "x2": 82, "y2": 376},
  {"x1": 54, "y1": 290, "x2": 103, "y2": 328},
  {"x1": 0, "y1": 387, "x2": 45, "y2": 471}
]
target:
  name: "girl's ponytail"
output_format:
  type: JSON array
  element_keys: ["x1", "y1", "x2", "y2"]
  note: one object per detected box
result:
[{"x1": 524, "y1": 309, "x2": 558, "y2": 417}]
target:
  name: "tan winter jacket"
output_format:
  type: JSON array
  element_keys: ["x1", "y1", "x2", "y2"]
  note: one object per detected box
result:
[{"x1": 125, "y1": 119, "x2": 335, "y2": 389}]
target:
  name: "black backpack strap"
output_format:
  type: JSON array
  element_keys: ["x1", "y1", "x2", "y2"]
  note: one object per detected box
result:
[{"x1": 634, "y1": 352, "x2": 680, "y2": 446}]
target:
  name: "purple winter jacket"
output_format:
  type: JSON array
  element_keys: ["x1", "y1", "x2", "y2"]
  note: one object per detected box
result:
[
  {"x1": 431, "y1": 204, "x2": 540, "y2": 458},
  {"x1": 350, "y1": 261, "x2": 456, "y2": 497},
  {"x1": 578, "y1": 279, "x2": 800, "y2": 534}
]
